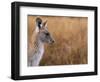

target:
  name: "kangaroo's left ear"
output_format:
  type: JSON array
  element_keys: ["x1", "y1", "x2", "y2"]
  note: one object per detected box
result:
[
  {"x1": 35, "y1": 17, "x2": 43, "y2": 32},
  {"x1": 36, "y1": 17, "x2": 42, "y2": 29}
]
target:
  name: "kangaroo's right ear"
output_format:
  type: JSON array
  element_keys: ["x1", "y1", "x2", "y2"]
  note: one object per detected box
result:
[{"x1": 35, "y1": 17, "x2": 42, "y2": 32}]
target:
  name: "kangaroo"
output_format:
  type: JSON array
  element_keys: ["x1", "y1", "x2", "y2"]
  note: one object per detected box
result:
[{"x1": 28, "y1": 17, "x2": 54, "y2": 66}]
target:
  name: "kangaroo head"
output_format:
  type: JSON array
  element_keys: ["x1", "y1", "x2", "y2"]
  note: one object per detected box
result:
[{"x1": 35, "y1": 17, "x2": 55, "y2": 44}]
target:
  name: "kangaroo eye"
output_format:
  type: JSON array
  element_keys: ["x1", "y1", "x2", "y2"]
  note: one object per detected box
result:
[{"x1": 45, "y1": 33, "x2": 49, "y2": 36}]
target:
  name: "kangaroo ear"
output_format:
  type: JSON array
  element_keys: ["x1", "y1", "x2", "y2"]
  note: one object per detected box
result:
[
  {"x1": 35, "y1": 17, "x2": 42, "y2": 32},
  {"x1": 43, "y1": 20, "x2": 47, "y2": 26},
  {"x1": 36, "y1": 17, "x2": 42, "y2": 28},
  {"x1": 43, "y1": 20, "x2": 47, "y2": 27}
]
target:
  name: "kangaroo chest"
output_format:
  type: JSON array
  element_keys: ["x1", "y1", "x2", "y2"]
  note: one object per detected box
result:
[
  {"x1": 29, "y1": 41, "x2": 44, "y2": 66},
  {"x1": 33, "y1": 44, "x2": 44, "y2": 61}
]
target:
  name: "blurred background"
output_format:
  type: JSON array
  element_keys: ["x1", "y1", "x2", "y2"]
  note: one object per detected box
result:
[{"x1": 28, "y1": 15, "x2": 88, "y2": 66}]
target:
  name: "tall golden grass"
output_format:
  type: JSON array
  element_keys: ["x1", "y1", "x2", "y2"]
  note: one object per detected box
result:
[{"x1": 28, "y1": 15, "x2": 88, "y2": 66}]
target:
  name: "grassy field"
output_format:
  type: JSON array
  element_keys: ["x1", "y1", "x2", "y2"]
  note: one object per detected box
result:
[{"x1": 28, "y1": 15, "x2": 88, "y2": 66}]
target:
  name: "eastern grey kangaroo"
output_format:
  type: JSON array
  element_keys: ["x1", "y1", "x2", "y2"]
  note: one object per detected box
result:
[{"x1": 28, "y1": 17, "x2": 54, "y2": 66}]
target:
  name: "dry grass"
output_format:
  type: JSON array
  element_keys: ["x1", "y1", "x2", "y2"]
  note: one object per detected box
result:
[{"x1": 28, "y1": 15, "x2": 88, "y2": 66}]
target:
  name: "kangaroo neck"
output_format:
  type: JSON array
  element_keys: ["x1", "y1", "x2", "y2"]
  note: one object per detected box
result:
[
  {"x1": 35, "y1": 37, "x2": 44, "y2": 54},
  {"x1": 38, "y1": 39, "x2": 44, "y2": 51}
]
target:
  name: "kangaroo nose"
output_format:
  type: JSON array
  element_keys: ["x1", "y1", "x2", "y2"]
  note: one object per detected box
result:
[
  {"x1": 51, "y1": 39, "x2": 55, "y2": 43},
  {"x1": 52, "y1": 40, "x2": 54, "y2": 43}
]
